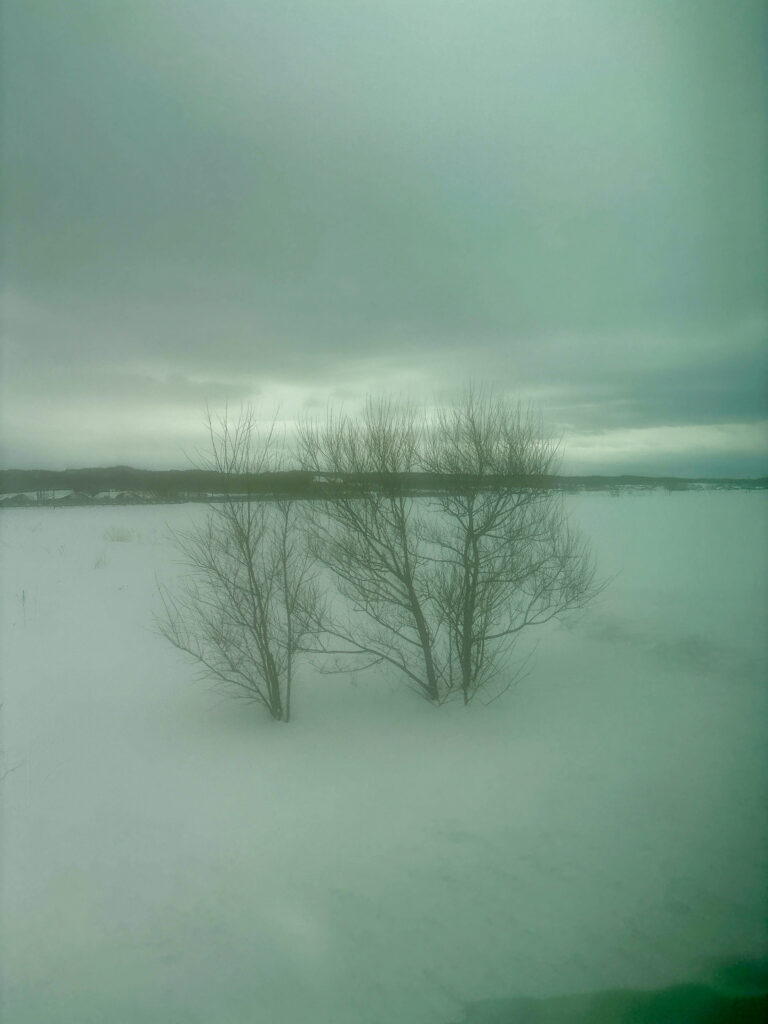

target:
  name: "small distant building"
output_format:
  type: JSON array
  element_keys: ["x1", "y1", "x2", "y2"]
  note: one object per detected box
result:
[{"x1": 59, "y1": 491, "x2": 94, "y2": 504}]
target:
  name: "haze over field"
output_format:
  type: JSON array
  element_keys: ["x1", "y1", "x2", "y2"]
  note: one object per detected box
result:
[
  {"x1": 2, "y1": 1, "x2": 767, "y2": 475},
  {"x1": 2, "y1": 6, "x2": 768, "y2": 1022},
  {"x1": 1, "y1": 494, "x2": 767, "y2": 1022}
]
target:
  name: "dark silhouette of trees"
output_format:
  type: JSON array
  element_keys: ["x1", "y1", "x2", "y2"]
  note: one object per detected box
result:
[
  {"x1": 156, "y1": 409, "x2": 321, "y2": 721},
  {"x1": 299, "y1": 392, "x2": 600, "y2": 704}
]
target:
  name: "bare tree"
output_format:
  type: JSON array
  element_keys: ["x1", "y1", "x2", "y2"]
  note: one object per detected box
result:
[
  {"x1": 299, "y1": 393, "x2": 600, "y2": 705},
  {"x1": 422, "y1": 390, "x2": 601, "y2": 703},
  {"x1": 297, "y1": 398, "x2": 448, "y2": 702},
  {"x1": 155, "y1": 408, "x2": 320, "y2": 721}
]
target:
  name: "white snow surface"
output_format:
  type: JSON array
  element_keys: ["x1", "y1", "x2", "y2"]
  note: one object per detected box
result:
[{"x1": 1, "y1": 493, "x2": 767, "y2": 1023}]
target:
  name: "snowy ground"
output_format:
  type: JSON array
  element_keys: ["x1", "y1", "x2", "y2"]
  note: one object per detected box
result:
[{"x1": 1, "y1": 493, "x2": 767, "y2": 1023}]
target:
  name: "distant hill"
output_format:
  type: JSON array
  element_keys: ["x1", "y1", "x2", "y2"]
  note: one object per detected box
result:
[
  {"x1": 0, "y1": 466, "x2": 315, "y2": 499},
  {"x1": 0, "y1": 466, "x2": 766, "y2": 506}
]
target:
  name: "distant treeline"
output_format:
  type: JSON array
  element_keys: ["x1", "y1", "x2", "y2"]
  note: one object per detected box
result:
[{"x1": 1, "y1": 466, "x2": 766, "y2": 506}]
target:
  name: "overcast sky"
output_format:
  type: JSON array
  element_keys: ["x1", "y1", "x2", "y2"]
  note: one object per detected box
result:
[{"x1": 2, "y1": 0, "x2": 766, "y2": 474}]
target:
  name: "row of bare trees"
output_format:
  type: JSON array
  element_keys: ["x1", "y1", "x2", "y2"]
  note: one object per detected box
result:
[{"x1": 156, "y1": 394, "x2": 601, "y2": 721}]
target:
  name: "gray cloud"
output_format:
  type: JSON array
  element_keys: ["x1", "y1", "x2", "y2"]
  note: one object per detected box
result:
[
  {"x1": 2, "y1": 0, "x2": 766, "y2": 471},
  {"x1": 12, "y1": 366, "x2": 253, "y2": 408}
]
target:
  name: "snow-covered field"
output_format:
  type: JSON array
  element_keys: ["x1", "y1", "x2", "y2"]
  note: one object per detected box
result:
[{"x1": 1, "y1": 493, "x2": 767, "y2": 1023}]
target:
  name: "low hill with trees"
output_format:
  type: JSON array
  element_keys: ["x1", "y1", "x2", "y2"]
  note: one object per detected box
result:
[{"x1": 1, "y1": 466, "x2": 766, "y2": 507}]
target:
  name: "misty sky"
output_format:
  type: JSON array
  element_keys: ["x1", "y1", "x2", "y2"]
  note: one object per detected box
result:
[{"x1": 2, "y1": 0, "x2": 766, "y2": 474}]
